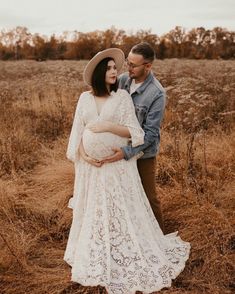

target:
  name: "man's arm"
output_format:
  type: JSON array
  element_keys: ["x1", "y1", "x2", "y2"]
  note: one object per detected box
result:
[{"x1": 121, "y1": 91, "x2": 166, "y2": 160}]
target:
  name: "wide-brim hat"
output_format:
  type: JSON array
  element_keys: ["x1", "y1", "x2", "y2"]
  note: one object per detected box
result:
[{"x1": 83, "y1": 48, "x2": 125, "y2": 86}]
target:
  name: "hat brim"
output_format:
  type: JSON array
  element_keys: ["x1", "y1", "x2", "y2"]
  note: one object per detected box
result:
[{"x1": 83, "y1": 48, "x2": 125, "y2": 86}]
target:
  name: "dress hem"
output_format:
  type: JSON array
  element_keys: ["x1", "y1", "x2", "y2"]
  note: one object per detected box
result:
[{"x1": 64, "y1": 243, "x2": 191, "y2": 294}]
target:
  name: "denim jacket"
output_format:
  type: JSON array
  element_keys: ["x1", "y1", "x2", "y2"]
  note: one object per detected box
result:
[{"x1": 118, "y1": 71, "x2": 166, "y2": 160}]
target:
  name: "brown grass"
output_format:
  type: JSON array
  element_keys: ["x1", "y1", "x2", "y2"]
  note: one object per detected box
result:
[{"x1": 0, "y1": 59, "x2": 234, "y2": 294}]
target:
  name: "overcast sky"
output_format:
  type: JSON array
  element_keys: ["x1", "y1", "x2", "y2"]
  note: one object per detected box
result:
[{"x1": 0, "y1": 0, "x2": 234, "y2": 36}]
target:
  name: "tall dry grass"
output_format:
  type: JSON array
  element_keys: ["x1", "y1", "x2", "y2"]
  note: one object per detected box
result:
[{"x1": 0, "y1": 59, "x2": 234, "y2": 294}]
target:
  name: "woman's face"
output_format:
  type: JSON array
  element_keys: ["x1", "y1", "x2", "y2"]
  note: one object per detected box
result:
[{"x1": 105, "y1": 60, "x2": 118, "y2": 85}]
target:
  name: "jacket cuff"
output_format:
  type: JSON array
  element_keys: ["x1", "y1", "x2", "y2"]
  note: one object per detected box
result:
[
  {"x1": 121, "y1": 146, "x2": 144, "y2": 161},
  {"x1": 121, "y1": 146, "x2": 132, "y2": 160}
]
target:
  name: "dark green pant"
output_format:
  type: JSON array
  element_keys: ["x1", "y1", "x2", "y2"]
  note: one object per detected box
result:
[{"x1": 137, "y1": 157, "x2": 165, "y2": 233}]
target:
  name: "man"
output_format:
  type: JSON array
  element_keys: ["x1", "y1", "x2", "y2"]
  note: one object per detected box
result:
[{"x1": 102, "y1": 42, "x2": 166, "y2": 233}]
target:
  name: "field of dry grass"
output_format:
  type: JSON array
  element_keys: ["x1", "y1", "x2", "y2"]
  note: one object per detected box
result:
[{"x1": 0, "y1": 59, "x2": 234, "y2": 294}]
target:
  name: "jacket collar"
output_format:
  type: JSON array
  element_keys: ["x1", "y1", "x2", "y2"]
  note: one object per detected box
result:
[{"x1": 124, "y1": 71, "x2": 154, "y2": 94}]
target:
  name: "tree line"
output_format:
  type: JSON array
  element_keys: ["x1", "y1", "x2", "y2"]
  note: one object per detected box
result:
[{"x1": 0, "y1": 26, "x2": 234, "y2": 60}]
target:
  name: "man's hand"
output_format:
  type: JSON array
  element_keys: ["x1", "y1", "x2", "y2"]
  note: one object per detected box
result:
[
  {"x1": 101, "y1": 147, "x2": 124, "y2": 163},
  {"x1": 87, "y1": 121, "x2": 113, "y2": 133}
]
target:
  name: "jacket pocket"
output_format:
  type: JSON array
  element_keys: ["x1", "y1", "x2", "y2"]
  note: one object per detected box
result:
[{"x1": 135, "y1": 104, "x2": 147, "y2": 125}]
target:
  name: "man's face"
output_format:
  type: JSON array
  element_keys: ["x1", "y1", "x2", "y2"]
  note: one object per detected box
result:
[{"x1": 126, "y1": 52, "x2": 149, "y2": 82}]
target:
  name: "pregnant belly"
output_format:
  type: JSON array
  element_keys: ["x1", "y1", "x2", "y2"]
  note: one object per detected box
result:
[{"x1": 82, "y1": 129, "x2": 129, "y2": 161}]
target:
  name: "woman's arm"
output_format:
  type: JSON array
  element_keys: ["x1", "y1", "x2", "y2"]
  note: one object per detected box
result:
[
  {"x1": 87, "y1": 121, "x2": 130, "y2": 138},
  {"x1": 79, "y1": 140, "x2": 102, "y2": 167}
]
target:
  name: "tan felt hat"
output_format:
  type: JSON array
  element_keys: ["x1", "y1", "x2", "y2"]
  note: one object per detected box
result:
[{"x1": 83, "y1": 48, "x2": 125, "y2": 86}]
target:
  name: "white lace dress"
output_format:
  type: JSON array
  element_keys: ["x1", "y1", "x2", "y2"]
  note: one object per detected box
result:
[{"x1": 64, "y1": 89, "x2": 190, "y2": 294}]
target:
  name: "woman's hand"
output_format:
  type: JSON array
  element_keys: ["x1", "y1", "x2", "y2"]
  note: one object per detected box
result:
[
  {"x1": 86, "y1": 121, "x2": 113, "y2": 133},
  {"x1": 79, "y1": 140, "x2": 102, "y2": 167},
  {"x1": 100, "y1": 147, "x2": 124, "y2": 163},
  {"x1": 83, "y1": 155, "x2": 103, "y2": 167},
  {"x1": 80, "y1": 151, "x2": 102, "y2": 167}
]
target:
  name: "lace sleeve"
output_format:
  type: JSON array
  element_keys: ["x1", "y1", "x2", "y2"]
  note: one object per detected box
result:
[
  {"x1": 66, "y1": 93, "x2": 85, "y2": 162},
  {"x1": 119, "y1": 89, "x2": 145, "y2": 147}
]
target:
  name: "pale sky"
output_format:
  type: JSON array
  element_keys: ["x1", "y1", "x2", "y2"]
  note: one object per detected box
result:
[{"x1": 0, "y1": 0, "x2": 234, "y2": 36}]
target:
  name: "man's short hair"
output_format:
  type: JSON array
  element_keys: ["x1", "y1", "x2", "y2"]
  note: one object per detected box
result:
[{"x1": 131, "y1": 42, "x2": 155, "y2": 62}]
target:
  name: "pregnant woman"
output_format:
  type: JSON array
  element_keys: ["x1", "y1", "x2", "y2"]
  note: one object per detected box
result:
[{"x1": 64, "y1": 48, "x2": 190, "y2": 294}]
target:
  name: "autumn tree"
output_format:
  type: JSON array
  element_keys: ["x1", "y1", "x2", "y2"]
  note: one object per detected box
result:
[{"x1": 0, "y1": 26, "x2": 234, "y2": 60}]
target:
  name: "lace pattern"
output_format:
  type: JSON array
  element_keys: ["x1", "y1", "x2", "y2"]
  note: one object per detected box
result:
[{"x1": 64, "y1": 89, "x2": 190, "y2": 294}]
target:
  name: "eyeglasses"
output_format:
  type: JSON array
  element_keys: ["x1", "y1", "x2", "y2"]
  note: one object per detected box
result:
[{"x1": 125, "y1": 59, "x2": 149, "y2": 69}]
